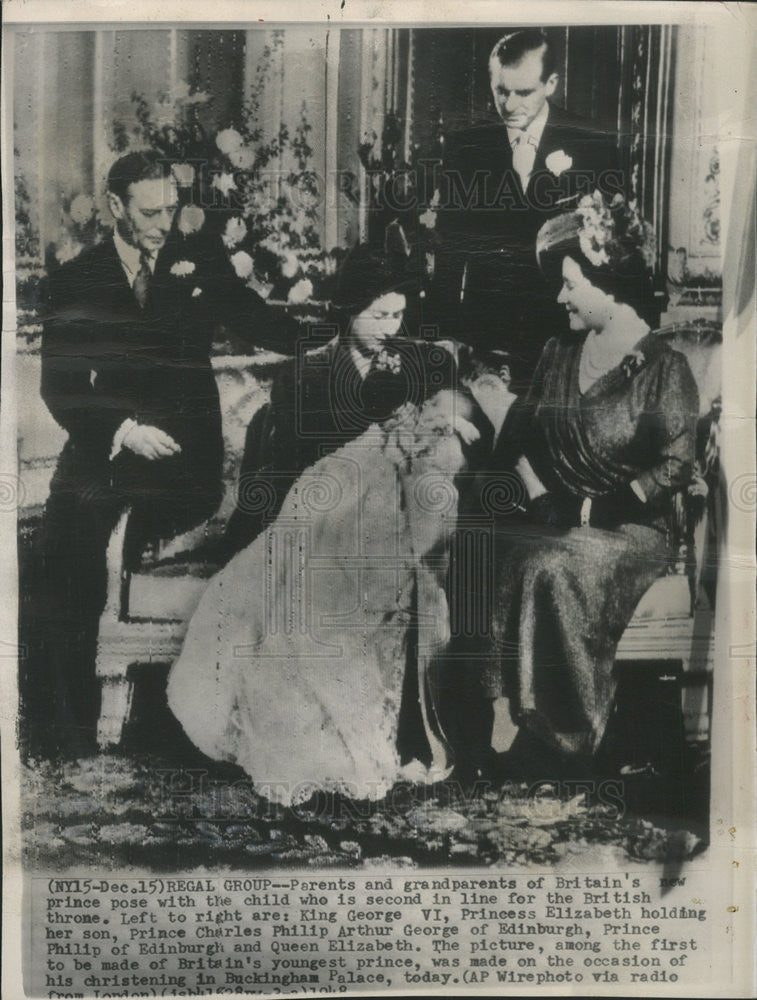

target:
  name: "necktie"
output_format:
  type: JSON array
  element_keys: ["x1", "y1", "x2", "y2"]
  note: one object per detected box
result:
[
  {"x1": 512, "y1": 131, "x2": 537, "y2": 189},
  {"x1": 133, "y1": 252, "x2": 152, "y2": 309}
]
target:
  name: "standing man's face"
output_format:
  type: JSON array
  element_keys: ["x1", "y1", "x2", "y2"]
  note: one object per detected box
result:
[
  {"x1": 108, "y1": 177, "x2": 179, "y2": 255},
  {"x1": 489, "y1": 46, "x2": 558, "y2": 131}
]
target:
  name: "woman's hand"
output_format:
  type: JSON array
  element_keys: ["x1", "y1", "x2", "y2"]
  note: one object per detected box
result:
[{"x1": 590, "y1": 484, "x2": 648, "y2": 528}]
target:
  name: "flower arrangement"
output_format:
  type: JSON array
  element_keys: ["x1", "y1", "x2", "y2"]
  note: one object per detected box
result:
[
  {"x1": 576, "y1": 191, "x2": 657, "y2": 271},
  {"x1": 30, "y1": 33, "x2": 345, "y2": 307}
]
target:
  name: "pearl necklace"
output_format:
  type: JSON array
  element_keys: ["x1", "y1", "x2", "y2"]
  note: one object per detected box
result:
[{"x1": 578, "y1": 318, "x2": 649, "y2": 394}]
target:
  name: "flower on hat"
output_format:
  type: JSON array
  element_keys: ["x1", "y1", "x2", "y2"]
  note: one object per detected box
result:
[
  {"x1": 575, "y1": 191, "x2": 657, "y2": 271},
  {"x1": 576, "y1": 191, "x2": 613, "y2": 267}
]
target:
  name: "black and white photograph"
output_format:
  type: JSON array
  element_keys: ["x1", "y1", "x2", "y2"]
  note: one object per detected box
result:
[{"x1": 2, "y1": 2, "x2": 754, "y2": 997}]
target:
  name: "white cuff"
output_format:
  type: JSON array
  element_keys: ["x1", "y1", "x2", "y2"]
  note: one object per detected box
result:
[
  {"x1": 630, "y1": 479, "x2": 647, "y2": 503},
  {"x1": 580, "y1": 497, "x2": 592, "y2": 527},
  {"x1": 110, "y1": 418, "x2": 138, "y2": 461}
]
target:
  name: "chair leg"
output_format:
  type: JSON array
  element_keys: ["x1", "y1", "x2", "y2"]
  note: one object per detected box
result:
[{"x1": 97, "y1": 675, "x2": 134, "y2": 749}]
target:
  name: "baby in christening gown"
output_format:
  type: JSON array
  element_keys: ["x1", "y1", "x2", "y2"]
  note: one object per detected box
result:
[{"x1": 167, "y1": 374, "x2": 511, "y2": 807}]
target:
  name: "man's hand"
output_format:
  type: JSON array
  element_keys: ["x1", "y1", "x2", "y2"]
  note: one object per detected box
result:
[{"x1": 123, "y1": 424, "x2": 182, "y2": 461}]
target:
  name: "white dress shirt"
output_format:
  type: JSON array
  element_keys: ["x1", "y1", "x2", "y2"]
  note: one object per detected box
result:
[
  {"x1": 113, "y1": 229, "x2": 157, "y2": 287},
  {"x1": 507, "y1": 101, "x2": 550, "y2": 189}
]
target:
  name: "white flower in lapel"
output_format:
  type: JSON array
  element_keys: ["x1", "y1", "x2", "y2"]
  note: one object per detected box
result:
[
  {"x1": 192, "y1": 287, "x2": 203, "y2": 298},
  {"x1": 545, "y1": 149, "x2": 573, "y2": 177},
  {"x1": 170, "y1": 260, "x2": 196, "y2": 278}
]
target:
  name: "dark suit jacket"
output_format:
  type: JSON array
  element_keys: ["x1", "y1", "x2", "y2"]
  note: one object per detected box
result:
[
  {"x1": 429, "y1": 102, "x2": 621, "y2": 359},
  {"x1": 41, "y1": 229, "x2": 301, "y2": 481},
  {"x1": 437, "y1": 102, "x2": 621, "y2": 251}
]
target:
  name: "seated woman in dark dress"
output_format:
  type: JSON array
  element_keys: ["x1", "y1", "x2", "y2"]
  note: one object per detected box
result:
[{"x1": 447, "y1": 193, "x2": 701, "y2": 782}]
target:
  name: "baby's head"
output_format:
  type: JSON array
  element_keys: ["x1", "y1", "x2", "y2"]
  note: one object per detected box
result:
[{"x1": 459, "y1": 347, "x2": 513, "y2": 391}]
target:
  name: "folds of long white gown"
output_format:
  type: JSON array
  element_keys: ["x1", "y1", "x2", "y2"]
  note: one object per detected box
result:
[{"x1": 167, "y1": 399, "x2": 469, "y2": 806}]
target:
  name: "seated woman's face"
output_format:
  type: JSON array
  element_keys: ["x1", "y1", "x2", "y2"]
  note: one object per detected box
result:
[
  {"x1": 350, "y1": 291, "x2": 406, "y2": 354},
  {"x1": 557, "y1": 256, "x2": 614, "y2": 333}
]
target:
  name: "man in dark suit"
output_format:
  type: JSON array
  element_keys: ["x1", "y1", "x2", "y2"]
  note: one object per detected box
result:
[
  {"x1": 430, "y1": 28, "x2": 622, "y2": 388},
  {"x1": 25, "y1": 151, "x2": 299, "y2": 757}
]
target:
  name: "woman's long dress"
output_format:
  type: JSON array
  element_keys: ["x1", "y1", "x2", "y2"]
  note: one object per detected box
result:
[
  {"x1": 483, "y1": 330, "x2": 700, "y2": 755},
  {"x1": 167, "y1": 393, "x2": 472, "y2": 805}
]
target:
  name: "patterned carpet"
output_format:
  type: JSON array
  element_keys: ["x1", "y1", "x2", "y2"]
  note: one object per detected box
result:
[{"x1": 21, "y1": 746, "x2": 708, "y2": 872}]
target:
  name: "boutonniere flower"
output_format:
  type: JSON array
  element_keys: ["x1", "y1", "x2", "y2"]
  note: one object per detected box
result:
[
  {"x1": 191, "y1": 287, "x2": 202, "y2": 298},
  {"x1": 545, "y1": 149, "x2": 573, "y2": 177},
  {"x1": 170, "y1": 260, "x2": 196, "y2": 278},
  {"x1": 373, "y1": 347, "x2": 402, "y2": 374},
  {"x1": 620, "y1": 349, "x2": 646, "y2": 380}
]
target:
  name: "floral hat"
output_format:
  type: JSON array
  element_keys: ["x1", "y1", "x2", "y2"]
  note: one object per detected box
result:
[{"x1": 536, "y1": 192, "x2": 658, "y2": 322}]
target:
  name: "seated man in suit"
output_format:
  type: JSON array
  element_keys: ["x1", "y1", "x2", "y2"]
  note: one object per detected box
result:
[
  {"x1": 24, "y1": 151, "x2": 300, "y2": 758},
  {"x1": 430, "y1": 28, "x2": 622, "y2": 389}
]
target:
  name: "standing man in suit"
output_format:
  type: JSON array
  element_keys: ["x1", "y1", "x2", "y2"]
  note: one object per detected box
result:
[
  {"x1": 430, "y1": 28, "x2": 622, "y2": 389},
  {"x1": 24, "y1": 151, "x2": 299, "y2": 758}
]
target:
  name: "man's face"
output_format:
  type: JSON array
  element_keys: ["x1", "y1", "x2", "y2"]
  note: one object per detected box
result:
[
  {"x1": 490, "y1": 47, "x2": 558, "y2": 131},
  {"x1": 108, "y1": 177, "x2": 179, "y2": 255},
  {"x1": 350, "y1": 291, "x2": 406, "y2": 354}
]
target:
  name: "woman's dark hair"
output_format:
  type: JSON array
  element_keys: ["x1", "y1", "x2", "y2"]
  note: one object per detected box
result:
[
  {"x1": 332, "y1": 238, "x2": 417, "y2": 320},
  {"x1": 107, "y1": 151, "x2": 174, "y2": 204}
]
